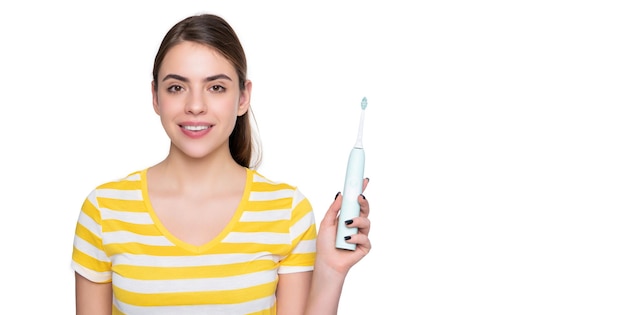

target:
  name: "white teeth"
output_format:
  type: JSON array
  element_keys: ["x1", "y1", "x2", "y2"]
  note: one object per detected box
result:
[{"x1": 182, "y1": 125, "x2": 209, "y2": 131}]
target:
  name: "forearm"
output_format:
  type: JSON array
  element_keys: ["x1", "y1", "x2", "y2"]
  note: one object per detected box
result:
[
  {"x1": 304, "y1": 262, "x2": 347, "y2": 315},
  {"x1": 305, "y1": 180, "x2": 371, "y2": 314}
]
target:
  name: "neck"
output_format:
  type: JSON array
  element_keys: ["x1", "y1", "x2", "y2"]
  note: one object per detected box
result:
[{"x1": 150, "y1": 146, "x2": 247, "y2": 195}]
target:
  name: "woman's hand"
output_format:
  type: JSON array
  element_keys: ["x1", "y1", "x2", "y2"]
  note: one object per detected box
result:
[{"x1": 315, "y1": 178, "x2": 371, "y2": 274}]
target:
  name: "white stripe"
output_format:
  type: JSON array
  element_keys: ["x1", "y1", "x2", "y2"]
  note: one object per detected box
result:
[
  {"x1": 223, "y1": 232, "x2": 290, "y2": 244},
  {"x1": 292, "y1": 239, "x2": 316, "y2": 254},
  {"x1": 73, "y1": 236, "x2": 109, "y2": 262},
  {"x1": 124, "y1": 173, "x2": 141, "y2": 181},
  {"x1": 290, "y1": 211, "x2": 315, "y2": 241},
  {"x1": 240, "y1": 209, "x2": 290, "y2": 222},
  {"x1": 77, "y1": 210, "x2": 101, "y2": 237},
  {"x1": 103, "y1": 231, "x2": 172, "y2": 246},
  {"x1": 113, "y1": 252, "x2": 279, "y2": 267},
  {"x1": 278, "y1": 265, "x2": 314, "y2": 274},
  {"x1": 101, "y1": 208, "x2": 153, "y2": 224},
  {"x1": 97, "y1": 188, "x2": 142, "y2": 201},
  {"x1": 252, "y1": 173, "x2": 275, "y2": 184},
  {"x1": 249, "y1": 189, "x2": 294, "y2": 201},
  {"x1": 293, "y1": 188, "x2": 306, "y2": 207},
  {"x1": 72, "y1": 262, "x2": 111, "y2": 283},
  {"x1": 113, "y1": 269, "x2": 277, "y2": 293},
  {"x1": 87, "y1": 190, "x2": 98, "y2": 207},
  {"x1": 113, "y1": 295, "x2": 275, "y2": 315}
]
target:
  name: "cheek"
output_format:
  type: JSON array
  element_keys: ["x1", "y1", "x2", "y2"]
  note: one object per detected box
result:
[
  {"x1": 156, "y1": 102, "x2": 179, "y2": 122},
  {"x1": 156, "y1": 93, "x2": 179, "y2": 113},
  {"x1": 218, "y1": 99, "x2": 242, "y2": 117}
]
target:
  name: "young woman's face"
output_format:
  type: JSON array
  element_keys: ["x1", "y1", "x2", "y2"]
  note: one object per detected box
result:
[{"x1": 152, "y1": 41, "x2": 250, "y2": 160}]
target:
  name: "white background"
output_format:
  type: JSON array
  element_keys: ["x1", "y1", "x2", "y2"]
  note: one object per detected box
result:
[{"x1": 1, "y1": 0, "x2": 625, "y2": 314}]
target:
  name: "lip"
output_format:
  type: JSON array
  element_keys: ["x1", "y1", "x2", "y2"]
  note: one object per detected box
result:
[{"x1": 179, "y1": 121, "x2": 213, "y2": 139}]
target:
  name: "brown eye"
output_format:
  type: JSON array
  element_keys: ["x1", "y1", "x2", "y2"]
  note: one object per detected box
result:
[
  {"x1": 167, "y1": 85, "x2": 184, "y2": 93},
  {"x1": 209, "y1": 85, "x2": 225, "y2": 93}
]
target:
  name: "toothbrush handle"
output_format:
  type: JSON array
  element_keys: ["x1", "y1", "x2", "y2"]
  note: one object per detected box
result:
[{"x1": 335, "y1": 147, "x2": 365, "y2": 250}]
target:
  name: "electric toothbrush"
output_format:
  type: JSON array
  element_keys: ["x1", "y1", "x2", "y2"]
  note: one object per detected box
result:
[{"x1": 336, "y1": 97, "x2": 368, "y2": 250}]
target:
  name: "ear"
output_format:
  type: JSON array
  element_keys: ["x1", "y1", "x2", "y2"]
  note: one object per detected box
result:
[
  {"x1": 237, "y1": 80, "x2": 252, "y2": 116},
  {"x1": 151, "y1": 81, "x2": 161, "y2": 115}
]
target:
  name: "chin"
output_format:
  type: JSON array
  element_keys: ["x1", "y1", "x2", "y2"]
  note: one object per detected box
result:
[
  {"x1": 183, "y1": 149, "x2": 214, "y2": 160},
  {"x1": 179, "y1": 144, "x2": 225, "y2": 160}
]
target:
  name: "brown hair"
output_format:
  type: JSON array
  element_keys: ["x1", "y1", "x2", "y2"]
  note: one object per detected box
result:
[{"x1": 152, "y1": 14, "x2": 261, "y2": 168}]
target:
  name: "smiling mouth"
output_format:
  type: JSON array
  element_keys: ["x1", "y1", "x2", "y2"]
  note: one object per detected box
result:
[{"x1": 181, "y1": 125, "x2": 212, "y2": 131}]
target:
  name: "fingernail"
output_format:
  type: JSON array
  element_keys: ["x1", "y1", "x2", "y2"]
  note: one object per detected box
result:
[
  {"x1": 344, "y1": 235, "x2": 352, "y2": 240},
  {"x1": 366, "y1": 177, "x2": 370, "y2": 182},
  {"x1": 344, "y1": 219, "x2": 353, "y2": 225},
  {"x1": 360, "y1": 194, "x2": 366, "y2": 200},
  {"x1": 334, "y1": 192, "x2": 341, "y2": 200}
]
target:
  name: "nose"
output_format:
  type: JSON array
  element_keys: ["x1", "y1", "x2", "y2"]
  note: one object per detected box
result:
[{"x1": 185, "y1": 90, "x2": 207, "y2": 115}]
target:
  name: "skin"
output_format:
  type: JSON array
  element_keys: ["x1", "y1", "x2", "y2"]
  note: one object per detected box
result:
[
  {"x1": 304, "y1": 184, "x2": 371, "y2": 315},
  {"x1": 75, "y1": 40, "x2": 371, "y2": 315}
]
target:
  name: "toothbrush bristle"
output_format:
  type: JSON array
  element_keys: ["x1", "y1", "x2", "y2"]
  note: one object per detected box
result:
[{"x1": 361, "y1": 97, "x2": 368, "y2": 110}]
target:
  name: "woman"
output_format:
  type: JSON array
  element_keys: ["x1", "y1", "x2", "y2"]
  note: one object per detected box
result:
[{"x1": 72, "y1": 13, "x2": 371, "y2": 315}]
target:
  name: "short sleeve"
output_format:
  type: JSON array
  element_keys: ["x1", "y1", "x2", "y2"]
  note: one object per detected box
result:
[
  {"x1": 278, "y1": 188, "x2": 317, "y2": 274},
  {"x1": 70, "y1": 189, "x2": 112, "y2": 283}
]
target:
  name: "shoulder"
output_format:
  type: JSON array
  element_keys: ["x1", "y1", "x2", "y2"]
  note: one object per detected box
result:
[
  {"x1": 248, "y1": 168, "x2": 311, "y2": 210},
  {"x1": 250, "y1": 169, "x2": 294, "y2": 186},
  {"x1": 84, "y1": 169, "x2": 146, "y2": 202},
  {"x1": 248, "y1": 169, "x2": 301, "y2": 195}
]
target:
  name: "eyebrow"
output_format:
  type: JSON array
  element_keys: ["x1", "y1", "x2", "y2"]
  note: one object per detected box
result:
[{"x1": 161, "y1": 73, "x2": 233, "y2": 82}]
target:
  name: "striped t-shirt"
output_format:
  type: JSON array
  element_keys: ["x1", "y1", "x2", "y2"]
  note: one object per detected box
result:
[{"x1": 71, "y1": 168, "x2": 317, "y2": 314}]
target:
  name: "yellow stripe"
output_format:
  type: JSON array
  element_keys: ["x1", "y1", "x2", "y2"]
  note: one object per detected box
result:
[
  {"x1": 300, "y1": 225, "x2": 317, "y2": 240},
  {"x1": 248, "y1": 303, "x2": 276, "y2": 315},
  {"x1": 72, "y1": 248, "x2": 110, "y2": 273},
  {"x1": 280, "y1": 253, "x2": 315, "y2": 267},
  {"x1": 247, "y1": 198, "x2": 293, "y2": 210},
  {"x1": 75, "y1": 223, "x2": 103, "y2": 250},
  {"x1": 80, "y1": 198, "x2": 101, "y2": 224},
  {"x1": 234, "y1": 220, "x2": 288, "y2": 232},
  {"x1": 104, "y1": 242, "x2": 186, "y2": 256},
  {"x1": 99, "y1": 199, "x2": 146, "y2": 213},
  {"x1": 114, "y1": 281, "x2": 277, "y2": 306},
  {"x1": 99, "y1": 177, "x2": 141, "y2": 190},
  {"x1": 292, "y1": 198, "x2": 313, "y2": 222},
  {"x1": 112, "y1": 304, "x2": 123, "y2": 315},
  {"x1": 105, "y1": 241, "x2": 289, "y2": 256},
  {"x1": 252, "y1": 181, "x2": 293, "y2": 191},
  {"x1": 113, "y1": 260, "x2": 277, "y2": 280},
  {"x1": 103, "y1": 219, "x2": 159, "y2": 235}
]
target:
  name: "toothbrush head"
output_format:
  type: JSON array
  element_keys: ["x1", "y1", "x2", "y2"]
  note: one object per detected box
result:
[{"x1": 361, "y1": 97, "x2": 368, "y2": 110}]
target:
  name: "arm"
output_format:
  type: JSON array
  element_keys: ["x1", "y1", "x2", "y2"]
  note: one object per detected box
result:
[
  {"x1": 305, "y1": 178, "x2": 371, "y2": 315},
  {"x1": 75, "y1": 272, "x2": 112, "y2": 315},
  {"x1": 276, "y1": 271, "x2": 313, "y2": 314}
]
